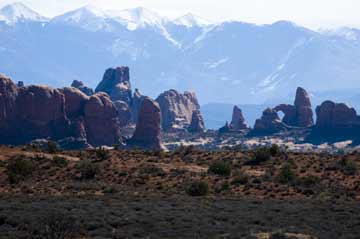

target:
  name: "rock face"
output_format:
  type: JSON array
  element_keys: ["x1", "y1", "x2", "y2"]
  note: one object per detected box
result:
[
  {"x1": 315, "y1": 101, "x2": 359, "y2": 129},
  {"x1": 229, "y1": 106, "x2": 247, "y2": 130},
  {"x1": 71, "y1": 80, "x2": 94, "y2": 96},
  {"x1": 188, "y1": 110, "x2": 205, "y2": 133},
  {"x1": 252, "y1": 108, "x2": 287, "y2": 134},
  {"x1": 156, "y1": 89, "x2": 201, "y2": 131},
  {"x1": 274, "y1": 87, "x2": 313, "y2": 127},
  {"x1": 83, "y1": 92, "x2": 122, "y2": 146},
  {"x1": 0, "y1": 74, "x2": 122, "y2": 147},
  {"x1": 219, "y1": 122, "x2": 231, "y2": 134},
  {"x1": 114, "y1": 100, "x2": 132, "y2": 127},
  {"x1": 95, "y1": 66, "x2": 132, "y2": 105},
  {"x1": 128, "y1": 97, "x2": 163, "y2": 150},
  {"x1": 131, "y1": 89, "x2": 146, "y2": 124}
]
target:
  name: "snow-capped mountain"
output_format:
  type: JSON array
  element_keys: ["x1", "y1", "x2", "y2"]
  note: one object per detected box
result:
[
  {"x1": 51, "y1": 5, "x2": 114, "y2": 31},
  {"x1": 107, "y1": 7, "x2": 168, "y2": 30},
  {"x1": 0, "y1": 2, "x2": 47, "y2": 24},
  {"x1": 173, "y1": 13, "x2": 212, "y2": 27},
  {"x1": 1, "y1": 2, "x2": 360, "y2": 107}
]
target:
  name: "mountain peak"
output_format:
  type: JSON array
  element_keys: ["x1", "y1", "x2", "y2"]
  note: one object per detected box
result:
[
  {"x1": 173, "y1": 13, "x2": 212, "y2": 27},
  {"x1": 107, "y1": 7, "x2": 167, "y2": 30},
  {"x1": 51, "y1": 4, "x2": 110, "y2": 31},
  {"x1": 0, "y1": 2, "x2": 46, "y2": 24}
]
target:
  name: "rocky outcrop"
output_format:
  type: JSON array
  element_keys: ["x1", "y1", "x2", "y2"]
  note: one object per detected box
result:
[
  {"x1": 128, "y1": 97, "x2": 163, "y2": 150},
  {"x1": 71, "y1": 80, "x2": 94, "y2": 96},
  {"x1": 315, "y1": 101, "x2": 359, "y2": 129},
  {"x1": 252, "y1": 108, "x2": 287, "y2": 135},
  {"x1": 188, "y1": 110, "x2": 205, "y2": 133},
  {"x1": 95, "y1": 66, "x2": 132, "y2": 105},
  {"x1": 114, "y1": 100, "x2": 132, "y2": 127},
  {"x1": 229, "y1": 106, "x2": 247, "y2": 130},
  {"x1": 83, "y1": 92, "x2": 122, "y2": 146},
  {"x1": 131, "y1": 89, "x2": 146, "y2": 124},
  {"x1": 0, "y1": 74, "x2": 122, "y2": 147},
  {"x1": 156, "y1": 89, "x2": 201, "y2": 131},
  {"x1": 17, "y1": 81, "x2": 24, "y2": 87},
  {"x1": 219, "y1": 122, "x2": 231, "y2": 134},
  {"x1": 307, "y1": 100, "x2": 360, "y2": 142},
  {"x1": 274, "y1": 87, "x2": 313, "y2": 127},
  {"x1": 0, "y1": 76, "x2": 70, "y2": 144}
]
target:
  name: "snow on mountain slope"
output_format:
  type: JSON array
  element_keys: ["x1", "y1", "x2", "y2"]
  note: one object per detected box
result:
[
  {"x1": 0, "y1": 2, "x2": 47, "y2": 24},
  {"x1": 107, "y1": 7, "x2": 168, "y2": 30},
  {"x1": 2, "y1": 3, "x2": 360, "y2": 105},
  {"x1": 51, "y1": 5, "x2": 113, "y2": 31},
  {"x1": 173, "y1": 13, "x2": 212, "y2": 27}
]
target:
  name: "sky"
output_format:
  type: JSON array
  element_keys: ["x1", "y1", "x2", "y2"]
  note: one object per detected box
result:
[{"x1": 0, "y1": 0, "x2": 359, "y2": 30}]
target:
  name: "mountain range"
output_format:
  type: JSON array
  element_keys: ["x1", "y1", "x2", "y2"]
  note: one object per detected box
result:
[{"x1": 1, "y1": 2, "x2": 360, "y2": 109}]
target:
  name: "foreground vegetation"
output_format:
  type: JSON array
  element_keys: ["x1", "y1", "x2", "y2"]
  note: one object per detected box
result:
[{"x1": 0, "y1": 145, "x2": 359, "y2": 238}]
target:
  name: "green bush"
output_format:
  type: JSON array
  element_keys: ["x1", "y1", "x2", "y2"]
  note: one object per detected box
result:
[
  {"x1": 6, "y1": 156, "x2": 36, "y2": 183},
  {"x1": 297, "y1": 175, "x2": 320, "y2": 187},
  {"x1": 248, "y1": 147, "x2": 272, "y2": 165},
  {"x1": 96, "y1": 147, "x2": 110, "y2": 161},
  {"x1": 52, "y1": 156, "x2": 68, "y2": 168},
  {"x1": 208, "y1": 161, "x2": 231, "y2": 176},
  {"x1": 231, "y1": 174, "x2": 249, "y2": 185},
  {"x1": 76, "y1": 160, "x2": 98, "y2": 180},
  {"x1": 186, "y1": 181, "x2": 209, "y2": 196},
  {"x1": 140, "y1": 165, "x2": 166, "y2": 177},
  {"x1": 269, "y1": 144, "x2": 281, "y2": 156},
  {"x1": 47, "y1": 140, "x2": 59, "y2": 154},
  {"x1": 338, "y1": 158, "x2": 358, "y2": 175},
  {"x1": 27, "y1": 212, "x2": 79, "y2": 239},
  {"x1": 277, "y1": 164, "x2": 296, "y2": 184}
]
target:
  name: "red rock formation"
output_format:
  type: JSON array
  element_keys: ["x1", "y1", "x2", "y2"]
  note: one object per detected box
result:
[
  {"x1": 156, "y1": 89, "x2": 201, "y2": 131},
  {"x1": 274, "y1": 87, "x2": 313, "y2": 127},
  {"x1": 315, "y1": 101, "x2": 358, "y2": 129},
  {"x1": 229, "y1": 105, "x2": 247, "y2": 130},
  {"x1": 252, "y1": 108, "x2": 287, "y2": 134},
  {"x1": 71, "y1": 80, "x2": 94, "y2": 96},
  {"x1": 188, "y1": 110, "x2": 205, "y2": 133},
  {"x1": 0, "y1": 75, "x2": 122, "y2": 147},
  {"x1": 95, "y1": 66, "x2": 132, "y2": 105},
  {"x1": 128, "y1": 97, "x2": 163, "y2": 150},
  {"x1": 131, "y1": 88, "x2": 146, "y2": 124},
  {"x1": 83, "y1": 92, "x2": 122, "y2": 146},
  {"x1": 114, "y1": 100, "x2": 132, "y2": 127}
]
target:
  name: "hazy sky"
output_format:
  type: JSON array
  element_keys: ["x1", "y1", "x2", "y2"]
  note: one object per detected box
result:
[{"x1": 1, "y1": 0, "x2": 359, "y2": 30}]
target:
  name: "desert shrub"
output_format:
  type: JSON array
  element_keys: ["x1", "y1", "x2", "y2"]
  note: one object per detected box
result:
[
  {"x1": 269, "y1": 144, "x2": 281, "y2": 156},
  {"x1": 95, "y1": 147, "x2": 110, "y2": 161},
  {"x1": 297, "y1": 175, "x2": 320, "y2": 187},
  {"x1": 338, "y1": 158, "x2": 358, "y2": 175},
  {"x1": 27, "y1": 212, "x2": 80, "y2": 239},
  {"x1": 52, "y1": 156, "x2": 68, "y2": 168},
  {"x1": 76, "y1": 160, "x2": 98, "y2": 180},
  {"x1": 6, "y1": 156, "x2": 36, "y2": 183},
  {"x1": 231, "y1": 174, "x2": 249, "y2": 185},
  {"x1": 103, "y1": 186, "x2": 116, "y2": 194},
  {"x1": 47, "y1": 140, "x2": 59, "y2": 154},
  {"x1": 176, "y1": 145, "x2": 197, "y2": 157},
  {"x1": 216, "y1": 181, "x2": 230, "y2": 193},
  {"x1": 248, "y1": 147, "x2": 272, "y2": 165},
  {"x1": 186, "y1": 181, "x2": 209, "y2": 196},
  {"x1": 277, "y1": 164, "x2": 296, "y2": 184},
  {"x1": 140, "y1": 164, "x2": 166, "y2": 177},
  {"x1": 269, "y1": 232, "x2": 289, "y2": 239},
  {"x1": 208, "y1": 161, "x2": 231, "y2": 176}
]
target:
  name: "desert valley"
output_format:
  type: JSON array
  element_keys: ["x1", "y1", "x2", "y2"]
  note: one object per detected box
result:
[{"x1": 1, "y1": 1, "x2": 360, "y2": 239}]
